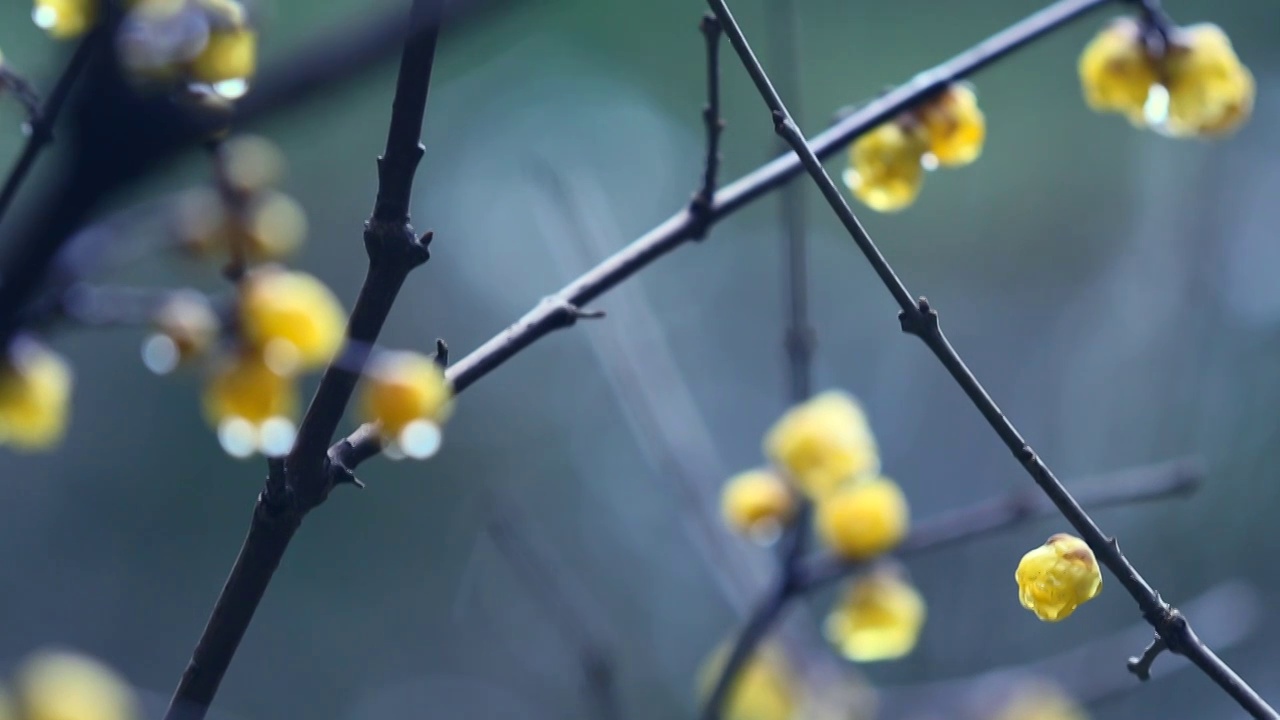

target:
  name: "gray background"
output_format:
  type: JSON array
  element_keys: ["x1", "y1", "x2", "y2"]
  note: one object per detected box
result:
[{"x1": 0, "y1": 0, "x2": 1277, "y2": 717}]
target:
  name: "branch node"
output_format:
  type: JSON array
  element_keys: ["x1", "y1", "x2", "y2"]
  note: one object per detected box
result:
[
  {"x1": 325, "y1": 446, "x2": 366, "y2": 490},
  {"x1": 1127, "y1": 634, "x2": 1168, "y2": 681},
  {"x1": 432, "y1": 337, "x2": 449, "y2": 367},
  {"x1": 898, "y1": 296, "x2": 940, "y2": 337},
  {"x1": 363, "y1": 219, "x2": 431, "y2": 270}
]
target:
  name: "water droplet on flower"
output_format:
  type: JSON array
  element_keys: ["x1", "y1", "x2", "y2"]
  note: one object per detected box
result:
[
  {"x1": 211, "y1": 78, "x2": 248, "y2": 99},
  {"x1": 1143, "y1": 84, "x2": 1170, "y2": 127},
  {"x1": 141, "y1": 334, "x2": 179, "y2": 375},
  {"x1": 398, "y1": 420, "x2": 442, "y2": 460},
  {"x1": 32, "y1": 6, "x2": 58, "y2": 29},
  {"x1": 258, "y1": 416, "x2": 296, "y2": 457},
  {"x1": 218, "y1": 417, "x2": 256, "y2": 458}
]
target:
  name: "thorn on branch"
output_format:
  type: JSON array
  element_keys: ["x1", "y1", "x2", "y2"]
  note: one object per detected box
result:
[
  {"x1": 1128, "y1": 634, "x2": 1168, "y2": 681},
  {"x1": 432, "y1": 337, "x2": 449, "y2": 367},
  {"x1": 898, "y1": 296, "x2": 940, "y2": 337}
]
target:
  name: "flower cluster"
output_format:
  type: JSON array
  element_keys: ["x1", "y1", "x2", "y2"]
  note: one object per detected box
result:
[
  {"x1": 1079, "y1": 17, "x2": 1253, "y2": 138},
  {"x1": 842, "y1": 83, "x2": 986, "y2": 212},
  {"x1": 0, "y1": 648, "x2": 138, "y2": 720},
  {"x1": 716, "y1": 390, "x2": 925, "y2": 669},
  {"x1": 34, "y1": 0, "x2": 257, "y2": 100}
]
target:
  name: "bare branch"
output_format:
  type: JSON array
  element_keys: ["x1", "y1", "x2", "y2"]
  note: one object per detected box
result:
[
  {"x1": 705, "y1": 0, "x2": 1277, "y2": 716},
  {"x1": 163, "y1": 3, "x2": 444, "y2": 717},
  {"x1": 689, "y1": 13, "x2": 724, "y2": 238}
]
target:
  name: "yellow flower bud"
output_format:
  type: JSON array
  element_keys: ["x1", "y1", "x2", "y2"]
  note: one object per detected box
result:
[
  {"x1": 720, "y1": 469, "x2": 795, "y2": 541},
  {"x1": 359, "y1": 350, "x2": 452, "y2": 459},
  {"x1": 814, "y1": 476, "x2": 909, "y2": 560},
  {"x1": 203, "y1": 351, "x2": 296, "y2": 426},
  {"x1": 15, "y1": 649, "x2": 139, "y2": 720},
  {"x1": 32, "y1": 0, "x2": 97, "y2": 39},
  {"x1": 915, "y1": 83, "x2": 985, "y2": 167},
  {"x1": 842, "y1": 121, "x2": 928, "y2": 213},
  {"x1": 1162, "y1": 23, "x2": 1254, "y2": 138},
  {"x1": 1015, "y1": 533, "x2": 1102, "y2": 622},
  {"x1": 1078, "y1": 17, "x2": 1158, "y2": 125},
  {"x1": 0, "y1": 338, "x2": 73, "y2": 451},
  {"x1": 147, "y1": 291, "x2": 220, "y2": 371},
  {"x1": 242, "y1": 191, "x2": 307, "y2": 260},
  {"x1": 762, "y1": 390, "x2": 879, "y2": 499},
  {"x1": 696, "y1": 642, "x2": 797, "y2": 720},
  {"x1": 217, "y1": 134, "x2": 285, "y2": 195},
  {"x1": 823, "y1": 568, "x2": 926, "y2": 662},
  {"x1": 990, "y1": 679, "x2": 1089, "y2": 720},
  {"x1": 238, "y1": 267, "x2": 346, "y2": 373},
  {"x1": 190, "y1": 28, "x2": 256, "y2": 85}
]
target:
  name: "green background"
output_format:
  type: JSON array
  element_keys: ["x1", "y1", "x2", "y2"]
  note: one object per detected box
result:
[{"x1": 0, "y1": 0, "x2": 1278, "y2": 717}]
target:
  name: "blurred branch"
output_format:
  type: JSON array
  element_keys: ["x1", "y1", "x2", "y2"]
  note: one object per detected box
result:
[
  {"x1": 0, "y1": 30, "x2": 100, "y2": 230},
  {"x1": 163, "y1": 3, "x2": 442, "y2": 718},
  {"x1": 796, "y1": 458, "x2": 1201, "y2": 591},
  {"x1": 706, "y1": 0, "x2": 1277, "y2": 717},
  {"x1": 487, "y1": 509, "x2": 622, "y2": 720},
  {"x1": 336, "y1": 0, "x2": 1119, "y2": 468},
  {"x1": 878, "y1": 581, "x2": 1262, "y2": 719}
]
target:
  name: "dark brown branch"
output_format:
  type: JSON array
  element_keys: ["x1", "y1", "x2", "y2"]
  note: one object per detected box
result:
[
  {"x1": 0, "y1": 31, "x2": 99, "y2": 231},
  {"x1": 335, "y1": 0, "x2": 1119, "y2": 468},
  {"x1": 689, "y1": 13, "x2": 723, "y2": 238},
  {"x1": 162, "y1": 4, "x2": 443, "y2": 718},
  {"x1": 706, "y1": 0, "x2": 1277, "y2": 716}
]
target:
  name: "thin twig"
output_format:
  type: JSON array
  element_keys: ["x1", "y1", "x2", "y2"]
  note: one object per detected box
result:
[
  {"x1": 0, "y1": 31, "x2": 100, "y2": 230},
  {"x1": 689, "y1": 13, "x2": 724, "y2": 238},
  {"x1": 162, "y1": 3, "x2": 443, "y2": 718},
  {"x1": 487, "y1": 512, "x2": 622, "y2": 720},
  {"x1": 705, "y1": 0, "x2": 1277, "y2": 716},
  {"x1": 702, "y1": 458, "x2": 1201, "y2": 719},
  {"x1": 335, "y1": 0, "x2": 1119, "y2": 468}
]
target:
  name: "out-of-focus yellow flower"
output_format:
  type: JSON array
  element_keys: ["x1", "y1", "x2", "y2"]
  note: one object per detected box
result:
[
  {"x1": 990, "y1": 679, "x2": 1090, "y2": 720},
  {"x1": 814, "y1": 475, "x2": 908, "y2": 560},
  {"x1": 842, "y1": 121, "x2": 928, "y2": 213},
  {"x1": 763, "y1": 390, "x2": 879, "y2": 499},
  {"x1": 173, "y1": 188, "x2": 307, "y2": 262},
  {"x1": 203, "y1": 351, "x2": 296, "y2": 426},
  {"x1": 1163, "y1": 23, "x2": 1254, "y2": 137},
  {"x1": 915, "y1": 83, "x2": 986, "y2": 167},
  {"x1": 32, "y1": 0, "x2": 96, "y2": 39},
  {"x1": 1078, "y1": 17, "x2": 1157, "y2": 125},
  {"x1": 14, "y1": 649, "x2": 139, "y2": 720},
  {"x1": 359, "y1": 351, "x2": 452, "y2": 459},
  {"x1": 697, "y1": 642, "x2": 797, "y2": 720},
  {"x1": 1015, "y1": 533, "x2": 1102, "y2": 622},
  {"x1": 824, "y1": 568, "x2": 926, "y2": 662},
  {"x1": 217, "y1": 134, "x2": 285, "y2": 195},
  {"x1": 151, "y1": 291, "x2": 220, "y2": 365},
  {"x1": 238, "y1": 267, "x2": 346, "y2": 373},
  {"x1": 189, "y1": 27, "x2": 256, "y2": 86},
  {"x1": 720, "y1": 469, "x2": 796, "y2": 541},
  {"x1": 0, "y1": 339, "x2": 73, "y2": 451}
]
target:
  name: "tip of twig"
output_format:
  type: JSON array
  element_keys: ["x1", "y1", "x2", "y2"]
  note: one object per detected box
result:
[
  {"x1": 417, "y1": 229, "x2": 434, "y2": 247},
  {"x1": 1127, "y1": 635, "x2": 1167, "y2": 681},
  {"x1": 433, "y1": 337, "x2": 449, "y2": 367},
  {"x1": 699, "y1": 13, "x2": 721, "y2": 35}
]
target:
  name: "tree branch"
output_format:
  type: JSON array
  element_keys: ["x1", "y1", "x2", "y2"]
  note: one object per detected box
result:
[
  {"x1": 689, "y1": 13, "x2": 723, "y2": 238},
  {"x1": 705, "y1": 0, "x2": 1277, "y2": 716},
  {"x1": 162, "y1": 3, "x2": 443, "y2": 718},
  {"x1": 0, "y1": 30, "x2": 100, "y2": 230},
  {"x1": 334, "y1": 0, "x2": 1118, "y2": 468}
]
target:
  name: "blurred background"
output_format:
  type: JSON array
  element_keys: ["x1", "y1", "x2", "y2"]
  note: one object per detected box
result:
[{"x1": 0, "y1": 0, "x2": 1277, "y2": 717}]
